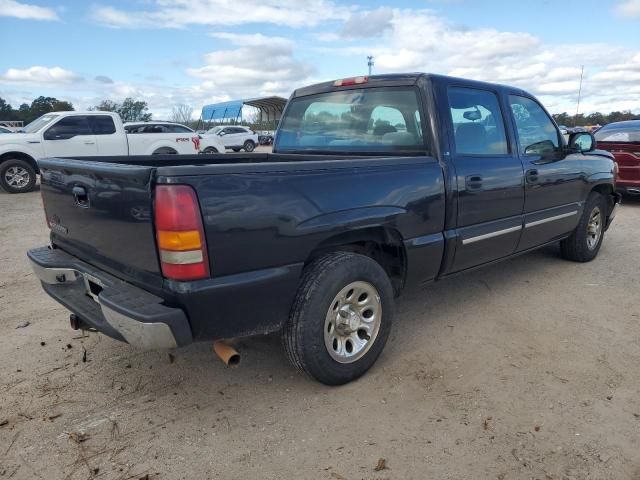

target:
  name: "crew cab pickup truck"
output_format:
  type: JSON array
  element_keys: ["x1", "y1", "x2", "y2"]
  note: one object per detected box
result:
[
  {"x1": 0, "y1": 112, "x2": 224, "y2": 193},
  {"x1": 28, "y1": 74, "x2": 620, "y2": 385}
]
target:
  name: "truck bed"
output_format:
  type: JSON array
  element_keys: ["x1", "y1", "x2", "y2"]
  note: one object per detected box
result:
[{"x1": 38, "y1": 153, "x2": 446, "y2": 339}]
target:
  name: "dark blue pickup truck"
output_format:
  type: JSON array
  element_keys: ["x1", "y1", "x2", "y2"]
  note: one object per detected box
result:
[{"x1": 28, "y1": 73, "x2": 620, "y2": 384}]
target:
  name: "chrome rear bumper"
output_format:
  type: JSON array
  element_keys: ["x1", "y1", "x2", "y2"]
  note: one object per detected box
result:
[{"x1": 28, "y1": 246, "x2": 192, "y2": 349}]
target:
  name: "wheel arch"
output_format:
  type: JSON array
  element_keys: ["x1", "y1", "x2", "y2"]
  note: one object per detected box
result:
[
  {"x1": 152, "y1": 146, "x2": 178, "y2": 155},
  {"x1": 305, "y1": 226, "x2": 407, "y2": 295},
  {"x1": 0, "y1": 151, "x2": 39, "y2": 173}
]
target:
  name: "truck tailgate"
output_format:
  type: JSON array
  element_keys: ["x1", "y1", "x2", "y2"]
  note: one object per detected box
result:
[{"x1": 39, "y1": 158, "x2": 162, "y2": 288}]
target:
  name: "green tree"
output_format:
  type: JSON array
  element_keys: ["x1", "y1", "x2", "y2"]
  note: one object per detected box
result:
[
  {"x1": 29, "y1": 96, "x2": 74, "y2": 119},
  {"x1": 92, "y1": 100, "x2": 119, "y2": 112},
  {"x1": 117, "y1": 98, "x2": 151, "y2": 122},
  {"x1": 0, "y1": 97, "x2": 14, "y2": 117}
]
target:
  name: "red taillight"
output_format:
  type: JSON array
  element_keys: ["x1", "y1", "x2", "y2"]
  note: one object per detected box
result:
[
  {"x1": 154, "y1": 185, "x2": 210, "y2": 281},
  {"x1": 333, "y1": 76, "x2": 368, "y2": 87}
]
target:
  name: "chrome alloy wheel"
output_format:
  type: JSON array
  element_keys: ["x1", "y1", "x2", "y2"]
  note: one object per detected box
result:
[
  {"x1": 324, "y1": 281, "x2": 382, "y2": 364},
  {"x1": 586, "y1": 206, "x2": 602, "y2": 250},
  {"x1": 4, "y1": 166, "x2": 30, "y2": 189}
]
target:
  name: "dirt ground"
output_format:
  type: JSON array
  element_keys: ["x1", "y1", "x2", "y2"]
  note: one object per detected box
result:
[{"x1": 1, "y1": 187, "x2": 639, "y2": 480}]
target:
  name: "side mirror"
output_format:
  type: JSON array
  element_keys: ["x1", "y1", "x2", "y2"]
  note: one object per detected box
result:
[
  {"x1": 568, "y1": 132, "x2": 595, "y2": 153},
  {"x1": 218, "y1": 132, "x2": 226, "y2": 136}
]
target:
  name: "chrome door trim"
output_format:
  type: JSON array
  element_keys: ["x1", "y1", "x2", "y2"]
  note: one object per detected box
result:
[
  {"x1": 525, "y1": 211, "x2": 577, "y2": 229},
  {"x1": 462, "y1": 225, "x2": 522, "y2": 245}
]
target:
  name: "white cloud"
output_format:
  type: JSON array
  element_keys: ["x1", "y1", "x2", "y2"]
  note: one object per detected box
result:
[
  {"x1": 91, "y1": 0, "x2": 350, "y2": 29},
  {"x1": 614, "y1": 0, "x2": 640, "y2": 17},
  {"x1": 0, "y1": 0, "x2": 58, "y2": 20},
  {"x1": 320, "y1": 8, "x2": 640, "y2": 113},
  {"x1": 186, "y1": 33, "x2": 314, "y2": 98},
  {"x1": 0, "y1": 66, "x2": 80, "y2": 84},
  {"x1": 340, "y1": 7, "x2": 393, "y2": 39}
]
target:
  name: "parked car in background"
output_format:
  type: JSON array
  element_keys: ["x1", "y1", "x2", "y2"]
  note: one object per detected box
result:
[
  {"x1": 206, "y1": 125, "x2": 258, "y2": 152},
  {"x1": 0, "y1": 126, "x2": 14, "y2": 134},
  {"x1": 124, "y1": 121, "x2": 225, "y2": 154},
  {"x1": 28, "y1": 73, "x2": 619, "y2": 385},
  {"x1": 558, "y1": 125, "x2": 569, "y2": 135},
  {"x1": 0, "y1": 112, "x2": 225, "y2": 193},
  {"x1": 595, "y1": 120, "x2": 640, "y2": 195}
]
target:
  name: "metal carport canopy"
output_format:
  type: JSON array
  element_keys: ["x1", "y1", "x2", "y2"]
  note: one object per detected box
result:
[{"x1": 200, "y1": 96, "x2": 288, "y2": 122}]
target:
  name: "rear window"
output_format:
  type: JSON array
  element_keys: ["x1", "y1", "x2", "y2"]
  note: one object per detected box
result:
[
  {"x1": 595, "y1": 123, "x2": 640, "y2": 143},
  {"x1": 275, "y1": 87, "x2": 426, "y2": 154}
]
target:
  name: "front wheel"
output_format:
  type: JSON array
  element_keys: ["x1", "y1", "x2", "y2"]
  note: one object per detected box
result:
[
  {"x1": 560, "y1": 192, "x2": 607, "y2": 262},
  {"x1": 282, "y1": 252, "x2": 394, "y2": 385},
  {"x1": 0, "y1": 159, "x2": 37, "y2": 193},
  {"x1": 243, "y1": 140, "x2": 256, "y2": 152},
  {"x1": 202, "y1": 147, "x2": 218, "y2": 154}
]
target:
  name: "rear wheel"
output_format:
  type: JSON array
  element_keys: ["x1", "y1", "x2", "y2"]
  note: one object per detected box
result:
[
  {"x1": 282, "y1": 252, "x2": 394, "y2": 385},
  {"x1": 202, "y1": 146, "x2": 218, "y2": 154},
  {"x1": 0, "y1": 159, "x2": 36, "y2": 193},
  {"x1": 243, "y1": 140, "x2": 256, "y2": 152},
  {"x1": 560, "y1": 192, "x2": 607, "y2": 262}
]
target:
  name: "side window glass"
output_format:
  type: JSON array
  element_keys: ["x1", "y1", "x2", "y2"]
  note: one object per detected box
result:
[
  {"x1": 89, "y1": 116, "x2": 116, "y2": 135},
  {"x1": 508, "y1": 95, "x2": 559, "y2": 155},
  {"x1": 448, "y1": 87, "x2": 508, "y2": 155},
  {"x1": 368, "y1": 106, "x2": 406, "y2": 136},
  {"x1": 44, "y1": 116, "x2": 91, "y2": 140}
]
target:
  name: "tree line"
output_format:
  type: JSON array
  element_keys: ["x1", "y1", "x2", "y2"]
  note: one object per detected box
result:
[
  {"x1": 2, "y1": 95, "x2": 638, "y2": 128},
  {"x1": 0, "y1": 96, "x2": 154, "y2": 124},
  {"x1": 552, "y1": 111, "x2": 639, "y2": 127}
]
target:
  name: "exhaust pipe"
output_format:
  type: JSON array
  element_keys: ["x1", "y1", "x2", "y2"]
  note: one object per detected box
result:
[{"x1": 213, "y1": 340, "x2": 240, "y2": 367}]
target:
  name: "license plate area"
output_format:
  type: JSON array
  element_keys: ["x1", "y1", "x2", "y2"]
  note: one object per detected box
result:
[{"x1": 83, "y1": 274, "x2": 104, "y2": 303}]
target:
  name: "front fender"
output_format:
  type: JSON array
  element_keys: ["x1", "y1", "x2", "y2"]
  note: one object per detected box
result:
[{"x1": 0, "y1": 143, "x2": 42, "y2": 161}]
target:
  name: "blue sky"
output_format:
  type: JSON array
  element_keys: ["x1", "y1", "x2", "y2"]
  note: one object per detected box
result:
[{"x1": 1, "y1": 0, "x2": 640, "y2": 119}]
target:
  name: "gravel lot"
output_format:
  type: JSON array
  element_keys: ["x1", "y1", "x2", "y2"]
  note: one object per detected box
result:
[{"x1": 1, "y1": 187, "x2": 639, "y2": 480}]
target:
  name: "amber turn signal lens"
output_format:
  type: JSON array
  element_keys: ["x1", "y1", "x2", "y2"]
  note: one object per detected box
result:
[{"x1": 157, "y1": 229, "x2": 202, "y2": 251}]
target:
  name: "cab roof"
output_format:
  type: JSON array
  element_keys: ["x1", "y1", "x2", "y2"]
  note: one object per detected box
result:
[{"x1": 291, "y1": 72, "x2": 532, "y2": 99}]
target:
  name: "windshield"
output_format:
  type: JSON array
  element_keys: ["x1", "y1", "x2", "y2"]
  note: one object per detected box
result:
[
  {"x1": 595, "y1": 122, "x2": 640, "y2": 143},
  {"x1": 207, "y1": 126, "x2": 223, "y2": 134},
  {"x1": 21, "y1": 114, "x2": 59, "y2": 133},
  {"x1": 274, "y1": 87, "x2": 426, "y2": 154}
]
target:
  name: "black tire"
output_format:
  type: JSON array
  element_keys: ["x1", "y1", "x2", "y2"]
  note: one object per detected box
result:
[
  {"x1": 232, "y1": 148, "x2": 241, "y2": 152},
  {"x1": 0, "y1": 159, "x2": 37, "y2": 193},
  {"x1": 202, "y1": 147, "x2": 218, "y2": 154},
  {"x1": 560, "y1": 192, "x2": 607, "y2": 262},
  {"x1": 282, "y1": 252, "x2": 394, "y2": 385},
  {"x1": 243, "y1": 140, "x2": 256, "y2": 152}
]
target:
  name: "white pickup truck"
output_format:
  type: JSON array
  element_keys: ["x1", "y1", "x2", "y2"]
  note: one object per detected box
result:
[{"x1": 0, "y1": 111, "x2": 225, "y2": 193}]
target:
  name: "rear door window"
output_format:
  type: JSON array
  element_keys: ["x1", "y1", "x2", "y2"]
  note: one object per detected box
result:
[
  {"x1": 448, "y1": 87, "x2": 508, "y2": 155},
  {"x1": 89, "y1": 115, "x2": 116, "y2": 135},
  {"x1": 275, "y1": 87, "x2": 426, "y2": 154}
]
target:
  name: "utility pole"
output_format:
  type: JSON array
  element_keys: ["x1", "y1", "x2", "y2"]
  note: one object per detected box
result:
[
  {"x1": 574, "y1": 65, "x2": 584, "y2": 127},
  {"x1": 367, "y1": 56, "x2": 374, "y2": 76}
]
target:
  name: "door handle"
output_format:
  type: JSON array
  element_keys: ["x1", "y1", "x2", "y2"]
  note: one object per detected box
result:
[
  {"x1": 84, "y1": 141, "x2": 95, "y2": 145},
  {"x1": 72, "y1": 185, "x2": 90, "y2": 208},
  {"x1": 526, "y1": 169, "x2": 539, "y2": 183},
  {"x1": 465, "y1": 175, "x2": 483, "y2": 190}
]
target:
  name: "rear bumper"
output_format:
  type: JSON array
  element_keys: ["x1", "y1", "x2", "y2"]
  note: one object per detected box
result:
[
  {"x1": 616, "y1": 184, "x2": 640, "y2": 195},
  {"x1": 28, "y1": 246, "x2": 192, "y2": 349}
]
